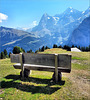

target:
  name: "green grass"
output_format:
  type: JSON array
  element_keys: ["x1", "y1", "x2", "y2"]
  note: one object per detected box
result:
[
  {"x1": 0, "y1": 60, "x2": 69, "y2": 100},
  {"x1": 0, "y1": 49, "x2": 90, "y2": 100},
  {"x1": 72, "y1": 63, "x2": 89, "y2": 70},
  {"x1": 72, "y1": 56, "x2": 88, "y2": 60}
]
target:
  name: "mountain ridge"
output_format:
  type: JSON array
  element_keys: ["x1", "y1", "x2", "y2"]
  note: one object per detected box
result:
[{"x1": 69, "y1": 16, "x2": 90, "y2": 47}]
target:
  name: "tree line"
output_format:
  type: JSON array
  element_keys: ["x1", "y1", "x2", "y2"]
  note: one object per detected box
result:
[
  {"x1": 0, "y1": 49, "x2": 11, "y2": 59},
  {"x1": 0, "y1": 44, "x2": 90, "y2": 59},
  {"x1": 53, "y1": 44, "x2": 90, "y2": 51}
]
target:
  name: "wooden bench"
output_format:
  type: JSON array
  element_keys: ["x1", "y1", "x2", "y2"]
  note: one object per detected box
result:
[{"x1": 10, "y1": 53, "x2": 71, "y2": 82}]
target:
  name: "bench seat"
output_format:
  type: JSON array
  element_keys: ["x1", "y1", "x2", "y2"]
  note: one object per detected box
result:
[{"x1": 13, "y1": 63, "x2": 71, "y2": 73}]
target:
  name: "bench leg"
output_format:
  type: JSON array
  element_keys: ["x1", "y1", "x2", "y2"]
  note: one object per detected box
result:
[
  {"x1": 20, "y1": 69, "x2": 30, "y2": 78},
  {"x1": 55, "y1": 54, "x2": 58, "y2": 82},
  {"x1": 52, "y1": 71, "x2": 62, "y2": 82}
]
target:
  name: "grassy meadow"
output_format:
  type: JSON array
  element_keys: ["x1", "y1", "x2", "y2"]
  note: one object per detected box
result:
[{"x1": 0, "y1": 48, "x2": 90, "y2": 100}]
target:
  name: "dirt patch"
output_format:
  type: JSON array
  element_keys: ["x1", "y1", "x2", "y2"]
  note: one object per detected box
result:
[
  {"x1": 72, "y1": 60, "x2": 89, "y2": 65},
  {"x1": 71, "y1": 60, "x2": 80, "y2": 64},
  {"x1": 0, "y1": 89, "x2": 4, "y2": 94},
  {"x1": 63, "y1": 69, "x2": 90, "y2": 99}
]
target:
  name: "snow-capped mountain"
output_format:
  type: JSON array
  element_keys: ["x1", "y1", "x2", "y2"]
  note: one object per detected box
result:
[
  {"x1": 30, "y1": 7, "x2": 90, "y2": 46},
  {"x1": 31, "y1": 7, "x2": 86, "y2": 34}
]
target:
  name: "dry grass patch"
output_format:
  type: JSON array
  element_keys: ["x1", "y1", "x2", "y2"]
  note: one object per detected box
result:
[{"x1": 40, "y1": 48, "x2": 69, "y2": 54}]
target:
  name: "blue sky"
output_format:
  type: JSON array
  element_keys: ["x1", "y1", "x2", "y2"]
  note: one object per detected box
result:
[{"x1": 0, "y1": 0, "x2": 89, "y2": 29}]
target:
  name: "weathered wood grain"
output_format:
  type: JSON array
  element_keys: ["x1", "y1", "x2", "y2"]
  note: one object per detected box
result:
[
  {"x1": 58, "y1": 54, "x2": 71, "y2": 69},
  {"x1": 23, "y1": 53, "x2": 55, "y2": 66},
  {"x1": 11, "y1": 53, "x2": 71, "y2": 73},
  {"x1": 10, "y1": 54, "x2": 20, "y2": 63},
  {"x1": 13, "y1": 63, "x2": 71, "y2": 73},
  {"x1": 20, "y1": 53, "x2": 24, "y2": 78},
  {"x1": 55, "y1": 54, "x2": 58, "y2": 82}
]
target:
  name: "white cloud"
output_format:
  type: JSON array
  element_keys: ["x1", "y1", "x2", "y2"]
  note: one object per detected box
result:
[
  {"x1": 28, "y1": 20, "x2": 38, "y2": 28},
  {"x1": 0, "y1": 13, "x2": 8, "y2": 23},
  {"x1": 22, "y1": 27, "x2": 29, "y2": 31},
  {"x1": 32, "y1": 21, "x2": 37, "y2": 26},
  {"x1": 17, "y1": 20, "x2": 38, "y2": 31}
]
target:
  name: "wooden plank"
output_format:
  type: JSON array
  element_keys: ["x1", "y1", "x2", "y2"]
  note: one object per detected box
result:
[
  {"x1": 58, "y1": 54, "x2": 71, "y2": 70},
  {"x1": 55, "y1": 54, "x2": 58, "y2": 82},
  {"x1": 13, "y1": 64, "x2": 71, "y2": 73},
  {"x1": 13, "y1": 63, "x2": 21, "y2": 69},
  {"x1": 23, "y1": 53, "x2": 55, "y2": 66},
  {"x1": 11, "y1": 53, "x2": 71, "y2": 69},
  {"x1": 11, "y1": 53, "x2": 71, "y2": 73},
  {"x1": 10, "y1": 54, "x2": 20, "y2": 63}
]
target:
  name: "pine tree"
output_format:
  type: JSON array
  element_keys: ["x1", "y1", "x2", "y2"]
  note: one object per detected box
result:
[
  {"x1": 45, "y1": 46, "x2": 50, "y2": 50},
  {"x1": 41, "y1": 46, "x2": 45, "y2": 51},
  {"x1": 86, "y1": 47, "x2": 89, "y2": 51},
  {"x1": 4, "y1": 49, "x2": 7, "y2": 57},
  {"x1": 78, "y1": 46, "x2": 81, "y2": 50},
  {"x1": 58, "y1": 45, "x2": 62, "y2": 48},
  {"x1": 39, "y1": 48, "x2": 41, "y2": 52},
  {"x1": 1, "y1": 52, "x2": 5, "y2": 59},
  {"x1": 45, "y1": 46, "x2": 48, "y2": 50},
  {"x1": 67, "y1": 46, "x2": 71, "y2": 51},
  {"x1": 9, "y1": 52, "x2": 11, "y2": 58},
  {"x1": 72, "y1": 45, "x2": 74, "y2": 48},
  {"x1": 0, "y1": 53, "x2": 1, "y2": 59},
  {"x1": 81, "y1": 47, "x2": 85, "y2": 51},
  {"x1": 35, "y1": 50, "x2": 39, "y2": 53},
  {"x1": 21, "y1": 47, "x2": 25, "y2": 52},
  {"x1": 63, "y1": 45, "x2": 67, "y2": 49},
  {"x1": 27, "y1": 49, "x2": 32, "y2": 53},
  {"x1": 53, "y1": 44, "x2": 58, "y2": 48},
  {"x1": 89, "y1": 45, "x2": 90, "y2": 51},
  {"x1": 13, "y1": 46, "x2": 22, "y2": 54}
]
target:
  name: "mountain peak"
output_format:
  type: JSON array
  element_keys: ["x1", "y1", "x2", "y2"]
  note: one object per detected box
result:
[
  {"x1": 40, "y1": 13, "x2": 50, "y2": 21},
  {"x1": 65, "y1": 7, "x2": 75, "y2": 12},
  {"x1": 42, "y1": 13, "x2": 49, "y2": 17},
  {"x1": 40, "y1": 13, "x2": 49, "y2": 20},
  {"x1": 68, "y1": 7, "x2": 73, "y2": 9},
  {"x1": 67, "y1": 7, "x2": 74, "y2": 10},
  {"x1": 64, "y1": 7, "x2": 80, "y2": 14}
]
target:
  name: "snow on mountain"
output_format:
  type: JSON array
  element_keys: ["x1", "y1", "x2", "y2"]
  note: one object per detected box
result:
[
  {"x1": 32, "y1": 7, "x2": 83, "y2": 34},
  {"x1": 53, "y1": 17, "x2": 59, "y2": 25},
  {"x1": 27, "y1": 7, "x2": 90, "y2": 47},
  {"x1": 83, "y1": 7, "x2": 90, "y2": 17}
]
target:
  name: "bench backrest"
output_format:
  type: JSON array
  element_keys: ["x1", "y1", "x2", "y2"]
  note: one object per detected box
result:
[{"x1": 10, "y1": 53, "x2": 71, "y2": 69}]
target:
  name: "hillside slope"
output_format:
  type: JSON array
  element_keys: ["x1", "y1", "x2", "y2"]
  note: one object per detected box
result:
[
  {"x1": 70, "y1": 16, "x2": 90, "y2": 47},
  {"x1": 0, "y1": 26, "x2": 40, "y2": 52}
]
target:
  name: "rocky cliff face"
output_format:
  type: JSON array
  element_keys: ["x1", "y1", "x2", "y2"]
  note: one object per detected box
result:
[
  {"x1": 31, "y1": 7, "x2": 90, "y2": 46},
  {"x1": 70, "y1": 16, "x2": 90, "y2": 47}
]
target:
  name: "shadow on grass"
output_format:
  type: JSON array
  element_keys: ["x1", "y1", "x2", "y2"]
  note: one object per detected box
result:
[
  {"x1": 1, "y1": 74, "x2": 65, "y2": 94},
  {"x1": 5, "y1": 75, "x2": 65, "y2": 85}
]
